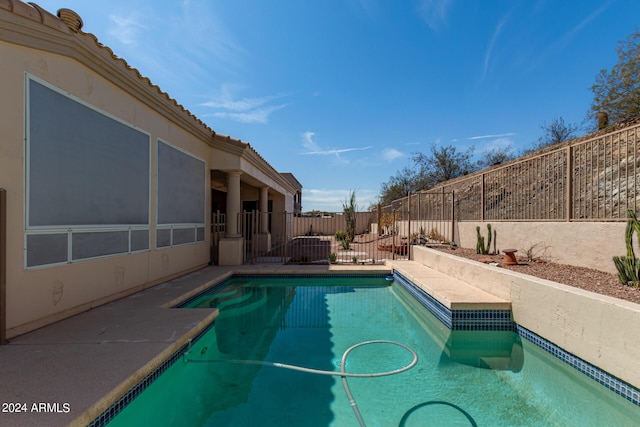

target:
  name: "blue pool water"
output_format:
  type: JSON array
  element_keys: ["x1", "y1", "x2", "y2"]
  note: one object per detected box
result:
[{"x1": 106, "y1": 276, "x2": 639, "y2": 426}]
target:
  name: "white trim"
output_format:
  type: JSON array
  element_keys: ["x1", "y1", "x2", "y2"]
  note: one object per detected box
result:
[
  {"x1": 24, "y1": 226, "x2": 151, "y2": 269},
  {"x1": 155, "y1": 224, "x2": 205, "y2": 248}
]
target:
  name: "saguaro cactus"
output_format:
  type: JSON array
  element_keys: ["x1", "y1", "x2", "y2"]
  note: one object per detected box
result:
[
  {"x1": 613, "y1": 209, "x2": 640, "y2": 287},
  {"x1": 476, "y1": 224, "x2": 492, "y2": 255}
]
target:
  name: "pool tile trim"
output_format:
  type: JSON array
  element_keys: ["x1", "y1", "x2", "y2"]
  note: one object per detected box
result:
[
  {"x1": 174, "y1": 272, "x2": 390, "y2": 308},
  {"x1": 393, "y1": 270, "x2": 513, "y2": 331},
  {"x1": 87, "y1": 321, "x2": 215, "y2": 427},
  {"x1": 394, "y1": 269, "x2": 640, "y2": 408},
  {"x1": 233, "y1": 273, "x2": 390, "y2": 279},
  {"x1": 517, "y1": 325, "x2": 640, "y2": 407}
]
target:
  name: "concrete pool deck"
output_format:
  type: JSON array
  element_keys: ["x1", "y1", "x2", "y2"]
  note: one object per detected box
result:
[
  {"x1": 0, "y1": 260, "x2": 527, "y2": 426},
  {"x1": 0, "y1": 263, "x2": 394, "y2": 427}
]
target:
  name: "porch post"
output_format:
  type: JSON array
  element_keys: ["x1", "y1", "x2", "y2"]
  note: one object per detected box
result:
[
  {"x1": 260, "y1": 186, "x2": 269, "y2": 233},
  {"x1": 219, "y1": 170, "x2": 244, "y2": 265},
  {"x1": 225, "y1": 170, "x2": 242, "y2": 237},
  {"x1": 255, "y1": 186, "x2": 272, "y2": 254}
]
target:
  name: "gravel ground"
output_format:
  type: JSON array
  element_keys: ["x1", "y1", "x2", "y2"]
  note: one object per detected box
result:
[{"x1": 430, "y1": 246, "x2": 640, "y2": 305}]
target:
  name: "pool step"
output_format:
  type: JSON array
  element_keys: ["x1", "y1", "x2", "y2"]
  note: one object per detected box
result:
[
  {"x1": 389, "y1": 261, "x2": 512, "y2": 331},
  {"x1": 190, "y1": 287, "x2": 245, "y2": 308}
]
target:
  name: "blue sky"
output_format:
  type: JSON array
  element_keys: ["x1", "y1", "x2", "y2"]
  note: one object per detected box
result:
[{"x1": 34, "y1": 0, "x2": 640, "y2": 211}]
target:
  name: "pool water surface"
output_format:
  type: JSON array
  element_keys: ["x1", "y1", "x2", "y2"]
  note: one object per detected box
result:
[{"x1": 106, "y1": 276, "x2": 639, "y2": 426}]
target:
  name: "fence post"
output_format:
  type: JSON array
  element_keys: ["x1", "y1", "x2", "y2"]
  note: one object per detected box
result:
[
  {"x1": 392, "y1": 209, "x2": 396, "y2": 261},
  {"x1": 481, "y1": 173, "x2": 485, "y2": 221},
  {"x1": 450, "y1": 190, "x2": 455, "y2": 243},
  {"x1": 407, "y1": 192, "x2": 412, "y2": 260},
  {"x1": 252, "y1": 210, "x2": 258, "y2": 264},
  {"x1": 566, "y1": 146, "x2": 573, "y2": 221},
  {"x1": 283, "y1": 211, "x2": 287, "y2": 263},
  {"x1": 1, "y1": 189, "x2": 6, "y2": 344}
]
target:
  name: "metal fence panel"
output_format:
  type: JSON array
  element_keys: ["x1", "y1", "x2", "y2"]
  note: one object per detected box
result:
[{"x1": 406, "y1": 121, "x2": 640, "y2": 221}]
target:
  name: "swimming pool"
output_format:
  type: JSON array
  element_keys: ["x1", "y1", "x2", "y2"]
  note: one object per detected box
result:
[{"x1": 102, "y1": 275, "x2": 640, "y2": 426}]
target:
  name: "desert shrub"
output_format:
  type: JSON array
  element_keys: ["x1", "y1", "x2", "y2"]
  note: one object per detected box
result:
[{"x1": 335, "y1": 230, "x2": 347, "y2": 241}]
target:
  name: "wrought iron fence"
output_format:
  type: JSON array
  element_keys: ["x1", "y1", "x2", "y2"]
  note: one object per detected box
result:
[
  {"x1": 221, "y1": 210, "x2": 410, "y2": 265},
  {"x1": 379, "y1": 192, "x2": 455, "y2": 243},
  {"x1": 386, "y1": 120, "x2": 640, "y2": 222}
]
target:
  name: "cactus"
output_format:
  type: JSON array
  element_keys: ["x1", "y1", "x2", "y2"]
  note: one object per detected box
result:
[
  {"x1": 476, "y1": 224, "x2": 492, "y2": 255},
  {"x1": 493, "y1": 227, "x2": 497, "y2": 254},
  {"x1": 613, "y1": 209, "x2": 640, "y2": 287}
]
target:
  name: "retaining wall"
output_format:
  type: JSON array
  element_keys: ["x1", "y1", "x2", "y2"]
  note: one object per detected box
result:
[{"x1": 411, "y1": 245, "x2": 640, "y2": 389}]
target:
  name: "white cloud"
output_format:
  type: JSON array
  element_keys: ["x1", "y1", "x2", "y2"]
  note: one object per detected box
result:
[
  {"x1": 212, "y1": 105, "x2": 287, "y2": 124},
  {"x1": 382, "y1": 148, "x2": 404, "y2": 161},
  {"x1": 302, "y1": 132, "x2": 320, "y2": 152},
  {"x1": 108, "y1": 14, "x2": 147, "y2": 47},
  {"x1": 479, "y1": 137, "x2": 513, "y2": 153},
  {"x1": 299, "y1": 132, "x2": 372, "y2": 161},
  {"x1": 202, "y1": 84, "x2": 285, "y2": 111},
  {"x1": 417, "y1": 0, "x2": 452, "y2": 31},
  {"x1": 468, "y1": 132, "x2": 516, "y2": 140},
  {"x1": 176, "y1": 1, "x2": 248, "y2": 72},
  {"x1": 482, "y1": 14, "x2": 510, "y2": 80},
  {"x1": 523, "y1": 2, "x2": 610, "y2": 75},
  {"x1": 201, "y1": 84, "x2": 288, "y2": 124},
  {"x1": 101, "y1": 3, "x2": 248, "y2": 98}
]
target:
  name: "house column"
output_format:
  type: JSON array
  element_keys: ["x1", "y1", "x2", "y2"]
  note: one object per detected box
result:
[
  {"x1": 225, "y1": 170, "x2": 242, "y2": 237},
  {"x1": 256, "y1": 186, "x2": 272, "y2": 254},
  {"x1": 260, "y1": 186, "x2": 269, "y2": 232},
  {"x1": 219, "y1": 170, "x2": 244, "y2": 265}
]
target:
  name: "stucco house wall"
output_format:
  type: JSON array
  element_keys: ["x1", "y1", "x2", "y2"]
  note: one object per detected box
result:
[{"x1": 0, "y1": 3, "x2": 297, "y2": 338}]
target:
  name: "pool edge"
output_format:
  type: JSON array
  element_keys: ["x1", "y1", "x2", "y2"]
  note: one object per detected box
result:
[
  {"x1": 76, "y1": 310, "x2": 218, "y2": 427},
  {"x1": 393, "y1": 268, "x2": 640, "y2": 408}
]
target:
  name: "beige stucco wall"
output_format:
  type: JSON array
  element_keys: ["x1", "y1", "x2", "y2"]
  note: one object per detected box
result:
[
  {"x1": 456, "y1": 221, "x2": 625, "y2": 275},
  {"x1": 369, "y1": 220, "x2": 625, "y2": 274},
  {"x1": 412, "y1": 245, "x2": 640, "y2": 389},
  {"x1": 0, "y1": 40, "x2": 210, "y2": 337},
  {"x1": 293, "y1": 212, "x2": 375, "y2": 237}
]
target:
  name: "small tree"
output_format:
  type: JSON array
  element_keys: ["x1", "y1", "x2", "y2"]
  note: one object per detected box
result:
[
  {"x1": 477, "y1": 146, "x2": 515, "y2": 169},
  {"x1": 343, "y1": 190, "x2": 357, "y2": 243},
  {"x1": 378, "y1": 167, "x2": 416, "y2": 206},
  {"x1": 521, "y1": 117, "x2": 578, "y2": 156},
  {"x1": 590, "y1": 29, "x2": 640, "y2": 124},
  {"x1": 539, "y1": 117, "x2": 578, "y2": 146},
  {"x1": 377, "y1": 144, "x2": 476, "y2": 205},
  {"x1": 412, "y1": 144, "x2": 476, "y2": 186}
]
